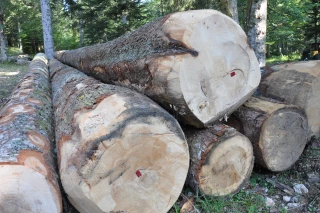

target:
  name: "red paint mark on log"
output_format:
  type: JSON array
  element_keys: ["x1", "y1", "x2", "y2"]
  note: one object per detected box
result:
[
  {"x1": 230, "y1": 72, "x2": 236, "y2": 77},
  {"x1": 136, "y1": 170, "x2": 142, "y2": 178}
]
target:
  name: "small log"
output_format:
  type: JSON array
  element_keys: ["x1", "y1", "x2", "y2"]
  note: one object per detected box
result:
[
  {"x1": 50, "y1": 59, "x2": 189, "y2": 213},
  {"x1": 54, "y1": 9, "x2": 260, "y2": 128},
  {"x1": 185, "y1": 123, "x2": 254, "y2": 196},
  {"x1": 229, "y1": 97, "x2": 308, "y2": 172},
  {"x1": 259, "y1": 61, "x2": 320, "y2": 137},
  {"x1": 0, "y1": 54, "x2": 62, "y2": 212}
]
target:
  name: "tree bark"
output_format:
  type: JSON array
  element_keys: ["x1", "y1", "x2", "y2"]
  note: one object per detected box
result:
[
  {"x1": 49, "y1": 59, "x2": 189, "y2": 213},
  {"x1": 219, "y1": 0, "x2": 239, "y2": 23},
  {"x1": 259, "y1": 61, "x2": 320, "y2": 138},
  {"x1": 0, "y1": 53, "x2": 62, "y2": 212},
  {"x1": 54, "y1": 10, "x2": 260, "y2": 128},
  {"x1": 185, "y1": 122, "x2": 254, "y2": 196},
  {"x1": 247, "y1": 0, "x2": 267, "y2": 74},
  {"x1": 40, "y1": 0, "x2": 54, "y2": 59},
  {"x1": 228, "y1": 97, "x2": 308, "y2": 172},
  {"x1": 0, "y1": 9, "x2": 7, "y2": 61}
]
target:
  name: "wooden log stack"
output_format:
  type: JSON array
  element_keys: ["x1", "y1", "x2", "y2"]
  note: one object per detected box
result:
[
  {"x1": 50, "y1": 59, "x2": 189, "y2": 213},
  {"x1": 54, "y1": 9, "x2": 261, "y2": 128},
  {"x1": 0, "y1": 53, "x2": 62, "y2": 212},
  {"x1": 259, "y1": 61, "x2": 320, "y2": 137},
  {"x1": 228, "y1": 97, "x2": 309, "y2": 172}
]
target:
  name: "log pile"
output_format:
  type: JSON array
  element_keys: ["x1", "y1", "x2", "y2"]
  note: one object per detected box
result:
[
  {"x1": 227, "y1": 97, "x2": 308, "y2": 172},
  {"x1": 259, "y1": 60, "x2": 320, "y2": 138},
  {"x1": 0, "y1": 53, "x2": 62, "y2": 212},
  {"x1": 0, "y1": 9, "x2": 318, "y2": 213},
  {"x1": 54, "y1": 9, "x2": 261, "y2": 128}
]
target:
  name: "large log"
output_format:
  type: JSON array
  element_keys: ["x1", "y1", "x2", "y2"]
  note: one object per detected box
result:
[
  {"x1": 259, "y1": 60, "x2": 320, "y2": 137},
  {"x1": 229, "y1": 97, "x2": 308, "y2": 172},
  {"x1": 49, "y1": 59, "x2": 189, "y2": 213},
  {"x1": 0, "y1": 54, "x2": 62, "y2": 212},
  {"x1": 185, "y1": 123, "x2": 254, "y2": 196},
  {"x1": 54, "y1": 9, "x2": 261, "y2": 128}
]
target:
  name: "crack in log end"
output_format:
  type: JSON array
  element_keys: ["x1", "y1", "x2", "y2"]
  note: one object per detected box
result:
[{"x1": 70, "y1": 108, "x2": 186, "y2": 178}]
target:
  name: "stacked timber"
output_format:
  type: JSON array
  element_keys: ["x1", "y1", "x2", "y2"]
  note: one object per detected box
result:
[
  {"x1": 50, "y1": 59, "x2": 189, "y2": 213},
  {"x1": 0, "y1": 53, "x2": 62, "y2": 212},
  {"x1": 185, "y1": 123, "x2": 254, "y2": 196},
  {"x1": 228, "y1": 97, "x2": 309, "y2": 172},
  {"x1": 54, "y1": 9, "x2": 261, "y2": 128},
  {"x1": 259, "y1": 60, "x2": 320, "y2": 137}
]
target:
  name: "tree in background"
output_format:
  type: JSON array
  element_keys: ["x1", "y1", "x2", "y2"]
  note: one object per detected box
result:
[
  {"x1": 40, "y1": 0, "x2": 54, "y2": 59},
  {"x1": 247, "y1": 0, "x2": 267, "y2": 74},
  {"x1": 304, "y1": 0, "x2": 319, "y2": 45},
  {"x1": 0, "y1": 1, "x2": 7, "y2": 61}
]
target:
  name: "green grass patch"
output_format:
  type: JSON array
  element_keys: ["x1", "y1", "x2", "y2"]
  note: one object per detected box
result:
[
  {"x1": 6, "y1": 47, "x2": 23, "y2": 56},
  {"x1": 266, "y1": 54, "x2": 301, "y2": 66}
]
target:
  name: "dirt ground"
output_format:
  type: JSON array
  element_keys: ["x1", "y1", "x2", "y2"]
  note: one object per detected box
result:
[{"x1": 0, "y1": 62, "x2": 319, "y2": 213}]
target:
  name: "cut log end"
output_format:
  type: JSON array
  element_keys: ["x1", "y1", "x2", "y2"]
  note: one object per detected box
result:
[
  {"x1": 198, "y1": 133, "x2": 253, "y2": 196},
  {"x1": 60, "y1": 94, "x2": 189, "y2": 213},
  {"x1": 162, "y1": 10, "x2": 260, "y2": 126},
  {"x1": 260, "y1": 108, "x2": 308, "y2": 172},
  {"x1": 0, "y1": 165, "x2": 61, "y2": 213}
]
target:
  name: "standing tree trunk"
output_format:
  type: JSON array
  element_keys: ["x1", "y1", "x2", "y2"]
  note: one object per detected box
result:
[
  {"x1": 50, "y1": 59, "x2": 189, "y2": 213},
  {"x1": 0, "y1": 9, "x2": 7, "y2": 61},
  {"x1": 18, "y1": 21, "x2": 23, "y2": 50},
  {"x1": 229, "y1": 97, "x2": 308, "y2": 172},
  {"x1": 185, "y1": 123, "x2": 254, "y2": 196},
  {"x1": 40, "y1": 0, "x2": 54, "y2": 59},
  {"x1": 0, "y1": 53, "x2": 62, "y2": 212},
  {"x1": 247, "y1": 0, "x2": 267, "y2": 75},
  {"x1": 219, "y1": 0, "x2": 239, "y2": 23},
  {"x1": 54, "y1": 10, "x2": 261, "y2": 128}
]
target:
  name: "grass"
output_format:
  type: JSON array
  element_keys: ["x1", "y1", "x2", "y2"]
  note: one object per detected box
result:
[
  {"x1": 6, "y1": 47, "x2": 23, "y2": 56},
  {"x1": 0, "y1": 62, "x2": 29, "y2": 107},
  {"x1": 266, "y1": 53, "x2": 301, "y2": 66}
]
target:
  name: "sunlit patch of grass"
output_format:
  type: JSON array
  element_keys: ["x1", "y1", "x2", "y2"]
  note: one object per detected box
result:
[
  {"x1": 6, "y1": 47, "x2": 23, "y2": 56},
  {"x1": 266, "y1": 54, "x2": 301, "y2": 65}
]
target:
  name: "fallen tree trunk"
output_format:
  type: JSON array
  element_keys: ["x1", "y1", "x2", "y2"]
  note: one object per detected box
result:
[
  {"x1": 229, "y1": 97, "x2": 308, "y2": 172},
  {"x1": 259, "y1": 61, "x2": 320, "y2": 137},
  {"x1": 54, "y1": 9, "x2": 260, "y2": 128},
  {"x1": 49, "y1": 59, "x2": 189, "y2": 213},
  {"x1": 0, "y1": 53, "x2": 62, "y2": 212},
  {"x1": 185, "y1": 123, "x2": 254, "y2": 196}
]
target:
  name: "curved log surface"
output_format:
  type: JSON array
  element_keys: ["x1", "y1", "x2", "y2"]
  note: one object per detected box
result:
[
  {"x1": 230, "y1": 97, "x2": 308, "y2": 172},
  {"x1": 50, "y1": 59, "x2": 189, "y2": 213},
  {"x1": 54, "y1": 9, "x2": 260, "y2": 128},
  {"x1": 260, "y1": 61, "x2": 320, "y2": 137},
  {"x1": 185, "y1": 123, "x2": 254, "y2": 196},
  {"x1": 0, "y1": 53, "x2": 62, "y2": 213}
]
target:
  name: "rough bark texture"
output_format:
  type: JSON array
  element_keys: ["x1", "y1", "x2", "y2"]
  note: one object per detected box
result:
[
  {"x1": 0, "y1": 53, "x2": 62, "y2": 212},
  {"x1": 219, "y1": 0, "x2": 239, "y2": 23},
  {"x1": 229, "y1": 97, "x2": 308, "y2": 172},
  {"x1": 40, "y1": 0, "x2": 54, "y2": 59},
  {"x1": 50, "y1": 59, "x2": 189, "y2": 213},
  {"x1": 259, "y1": 61, "x2": 320, "y2": 138},
  {"x1": 54, "y1": 9, "x2": 260, "y2": 128},
  {"x1": 0, "y1": 10, "x2": 7, "y2": 61},
  {"x1": 247, "y1": 0, "x2": 267, "y2": 74},
  {"x1": 185, "y1": 122, "x2": 254, "y2": 196}
]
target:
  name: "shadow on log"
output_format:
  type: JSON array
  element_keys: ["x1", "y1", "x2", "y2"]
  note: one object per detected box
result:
[
  {"x1": 54, "y1": 9, "x2": 260, "y2": 128},
  {"x1": 185, "y1": 122, "x2": 254, "y2": 196},
  {"x1": 49, "y1": 59, "x2": 189, "y2": 213},
  {"x1": 0, "y1": 53, "x2": 62, "y2": 212},
  {"x1": 228, "y1": 97, "x2": 308, "y2": 172}
]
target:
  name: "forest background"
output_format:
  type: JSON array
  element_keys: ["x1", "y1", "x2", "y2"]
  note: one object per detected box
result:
[{"x1": 0, "y1": 0, "x2": 319, "y2": 63}]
